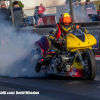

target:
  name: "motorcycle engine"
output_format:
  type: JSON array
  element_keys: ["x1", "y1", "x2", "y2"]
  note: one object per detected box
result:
[
  {"x1": 50, "y1": 52, "x2": 71, "y2": 73},
  {"x1": 50, "y1": 57, "x2": 62, "y2": 72}
]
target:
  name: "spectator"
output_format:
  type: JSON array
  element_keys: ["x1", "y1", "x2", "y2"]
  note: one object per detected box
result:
[
  {"x1": 0, "y1": 1, "x2": 10, "y2": 21},
  {"x1": 65, "y1": 0, "x2": 70, "y2": 13},
  {"x1": 10, "y1": 1, "x2": 24, "y2": 28},
  {"x1": 97, "y1": 4, "x2": 100, "y2": 21},
  {"x1": 84, "y1": 0, "x2": 95, "y2": 10},
  {"x1": 34, "y1": 4, "x2": 46, "y2": 26},
  {"x1": 65, "y1": 3, "x2": 69, "y2": 9},
  {"x1": 65, "y1": 0, "x2": 69, "y2": 8},
  {"x1": 73, "y1": 1, "x2": 82, "y2": 10},
  {"x1": 34, "y1": 6, "x2": 39, "y2": 26},
  {"x1": 38, "y1": 3, "x2": 46, "y2": 18},
  {"x1": 73, "y1": 1, "x2": 82, "y2": 22}
]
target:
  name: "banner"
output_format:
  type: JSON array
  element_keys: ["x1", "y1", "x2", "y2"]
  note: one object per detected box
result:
[{"x1": 42, "y1": 15, "x2": 56, "y2": 25}]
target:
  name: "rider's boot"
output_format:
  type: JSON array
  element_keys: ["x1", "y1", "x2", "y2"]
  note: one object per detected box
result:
[
  {"x1": 35, "y1": 62, "x2": 41, "y2": 73},
  {"x1": 35, "y1": 57, "x2": 52, "y2": 73}
]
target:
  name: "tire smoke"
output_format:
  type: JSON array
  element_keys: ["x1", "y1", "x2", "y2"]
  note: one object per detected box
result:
[{"x1": 0, "y1": 15, "x2": 48, "y2": 78}]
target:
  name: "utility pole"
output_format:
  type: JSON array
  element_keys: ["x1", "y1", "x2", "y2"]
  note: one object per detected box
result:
[
  {"x1": 69, "y1": 0, "x2": 74, "y2": 22},
  {"x1": 10, "y1": 0, "x2": 15, "y2": 28}
]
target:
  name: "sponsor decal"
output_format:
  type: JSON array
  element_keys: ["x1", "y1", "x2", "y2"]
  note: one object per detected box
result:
[
  {"x1": 47, "y1": 17, "x2": 51, "y2": 25},
  {"x1": 93, "y1": 30, "x2": 99, "y2": 49}
]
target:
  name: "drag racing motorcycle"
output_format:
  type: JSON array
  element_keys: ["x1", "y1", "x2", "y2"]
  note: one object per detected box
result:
[{"x1": 34, "y1": 29, "x2": 97, "y2": 80}]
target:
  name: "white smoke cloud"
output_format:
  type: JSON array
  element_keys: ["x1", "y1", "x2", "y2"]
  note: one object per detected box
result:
[
  {"x1": 0, "y1": 14, "x2": 48, "y2": 78},
  {"x1": 20, "y1": 0, "x2": 66, "y2": 10}
]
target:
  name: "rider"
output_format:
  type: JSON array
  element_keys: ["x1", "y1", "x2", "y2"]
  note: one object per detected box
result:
[{"x1": 35, "y1": 13, "x2": 78, "y2": 73}]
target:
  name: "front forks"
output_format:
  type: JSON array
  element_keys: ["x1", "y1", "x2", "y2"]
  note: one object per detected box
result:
[{"x1": 76, "y1": 50, "x2": 85, "y2": 69}]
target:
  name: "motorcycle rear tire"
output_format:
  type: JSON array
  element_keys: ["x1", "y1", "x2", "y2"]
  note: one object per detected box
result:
[
  {"x1": 83, "y1": 48, "x2": 97, "y2": 80},
  {"x1": 35, "y1": 63, "x2": 41, "y2": 73}
]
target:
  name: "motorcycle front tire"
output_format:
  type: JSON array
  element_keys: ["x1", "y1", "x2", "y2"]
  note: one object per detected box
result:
[{"x1": 83, "y1": 48, "x2": 97, "y2": 80}]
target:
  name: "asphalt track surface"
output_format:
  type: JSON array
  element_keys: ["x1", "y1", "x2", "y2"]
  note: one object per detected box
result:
[{"x1": 0, "y1": 60, "x2": 100, "y2": 100}]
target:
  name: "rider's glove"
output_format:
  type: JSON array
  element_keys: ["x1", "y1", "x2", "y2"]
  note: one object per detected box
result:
[
  {"x1": 53, "y1": 38, "x2": 57, "y2": 43},
  {"x1": 71, "y1": 24, "x2": 77, "y2": 30}
]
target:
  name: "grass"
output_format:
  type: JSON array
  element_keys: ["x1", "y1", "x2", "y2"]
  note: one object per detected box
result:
[{"x1": 93, "y1": 1, "x2": 100, "y2": 9}]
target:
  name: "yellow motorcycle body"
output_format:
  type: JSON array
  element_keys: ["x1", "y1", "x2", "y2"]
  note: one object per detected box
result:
[{"x1": 67, "y1": 29, "x2": 97, "y2": 52}]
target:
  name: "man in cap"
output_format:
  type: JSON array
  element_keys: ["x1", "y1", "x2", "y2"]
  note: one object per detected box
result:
[{"x1": 84, "y1": 0, "x2": 95, "y2": 10}]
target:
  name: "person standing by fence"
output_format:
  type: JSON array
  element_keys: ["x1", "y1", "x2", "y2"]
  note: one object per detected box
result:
[
  {"x1": 34, "y1": 3, "x2": 46, "y2": 26},
  {"x1": 0, "y1": 1, "x2": 10, "y2": 21},
  {"x1": 38, "y1": 3, "x2": 46, "y2": 18},
  {"x1": 10, "y1": 1, "x2": 24, "y2": 28}
]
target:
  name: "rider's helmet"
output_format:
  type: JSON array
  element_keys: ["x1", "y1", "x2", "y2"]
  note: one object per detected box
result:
[{"x1": 59, "y1": 13, "x2": 73, "y2": 32}]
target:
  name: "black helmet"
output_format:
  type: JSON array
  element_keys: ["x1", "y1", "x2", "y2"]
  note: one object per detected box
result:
[{"x1": 86, "y1": 0, "x2": 90, "y2": 2}]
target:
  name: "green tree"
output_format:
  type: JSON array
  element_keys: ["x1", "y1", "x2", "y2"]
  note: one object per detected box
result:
[{"x1": 12, "y1": 1, "x2": 24, "y2": 8}]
